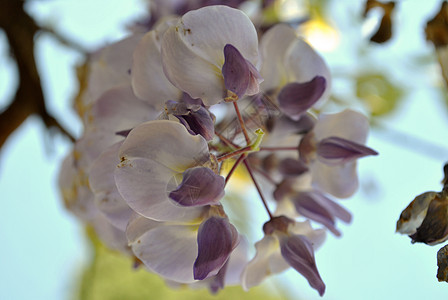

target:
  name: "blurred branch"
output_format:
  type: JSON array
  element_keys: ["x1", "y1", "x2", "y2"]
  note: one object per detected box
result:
[{"x1": 0, "y1": 0, "x2": 80, "y2": 150}]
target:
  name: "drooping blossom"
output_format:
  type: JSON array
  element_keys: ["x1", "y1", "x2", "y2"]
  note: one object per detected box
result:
[
  {"x1": 242, "y1": 216, "x2": 326, "y2": 296},
  {"x1": 299, "y1": 109, "x2": 378, "y2": 198},
  {"x1": 161, "y1": 5, "x2": 262, "y2": 105},
  {"x1": 58, "y1": 3, "x2": 378, "y2": 297}
]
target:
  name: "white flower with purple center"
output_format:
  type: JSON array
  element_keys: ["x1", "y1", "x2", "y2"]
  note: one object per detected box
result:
[{"x1": 161, "y1": 5, "x2": 262, "y2": 105}]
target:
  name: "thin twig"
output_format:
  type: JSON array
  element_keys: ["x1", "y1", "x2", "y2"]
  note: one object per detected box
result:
[{"x1": 243, "y1": 159, "x2": 273, "y2": 219}]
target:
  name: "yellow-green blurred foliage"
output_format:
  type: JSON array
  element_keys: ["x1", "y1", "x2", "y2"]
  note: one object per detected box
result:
[
  {"x1": 356, "y1": 72, "x2": 404, "y2": 117},
  {"x1": 76, "y1": 228, "x2": 286, "y2": 300}
]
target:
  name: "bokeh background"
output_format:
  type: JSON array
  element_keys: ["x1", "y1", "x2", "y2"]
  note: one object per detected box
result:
[{"x1": 1, "y1": 0, "x2": 447, "y2": 299}]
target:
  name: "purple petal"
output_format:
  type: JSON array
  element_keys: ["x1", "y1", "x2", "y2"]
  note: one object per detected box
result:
[
  {"x1": 278, "y1": 158, "x2": 309, "y2": 177},
  {"x1": 293, "y1": 191, "x2": 352, "y2": 236},
  {"x1": 278, "y1": 76, "x2": 326, "y2": 121},
  {"x1": 316, "y1": 136, "x2": 378, "y2": 165},
  {"x1": 194, "y1": 217, "x2": 238, "y2": 280},
  {"x1": 273, "y1": 179, "x2": 295, "y2": 202},
  {"x1": 209, "y1": 260, "x2": 228, "y2": 294},
  {"x1": 177, "y1": 107, "x2": 215, "y2": 141},
  {"x1": 280, "y1": 234, "x2": 326, "y2": 296},
  {"x1": 169, "y1": 167, "x2": 225, "y2": 207},
  {"x1": 222, "y1": 44, "x2": 250, "y2": 99}
]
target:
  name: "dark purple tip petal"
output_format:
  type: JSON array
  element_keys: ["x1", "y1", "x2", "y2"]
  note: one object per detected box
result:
[
  {"x1": 194, "y1": 217, "x2": 238, "y2": 280},
  {"x1": 278, "y1": 76, "x2": 326, "y2": 121},
  {"x1": 208, "y1": 260, "x2": 229, "y2": 294},
  {"x1": 177, "y1": 107, "x2": 215, "y2": 141},
  {"x1": 316, "y1": 136, "x2": 378, "y2": 165},
  {"x1": 115, "y1": 129, "x2": 132, "y2": 137},
  {"x1": 293, "y1": 191, "x2": 351, "y2": 236},
  {"x1": 273, "y1": 179, "x2": 295, "y2": 202},
  {"x1": 222, "y1": 44, "x2": 250, "y2": 99},
  {"x1": 280, "y1": 234, "x2": 326, "y2": 296},
  {"x1": 278, "y1": 158, "x2": 309, "y2": 177},
  {"x1": 169, "y1": 167, "x2": 225, "y2": 207}
]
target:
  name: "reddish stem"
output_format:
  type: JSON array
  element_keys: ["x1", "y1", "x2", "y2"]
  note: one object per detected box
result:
[
  {"x1": 260, "y1": 146, "x2": 298, "y2": 151},
  {"x1": 243, "y1": 160, "x2": 273, "y2": 219},
  {"x1": 233, "y1": 101, "x2": 251, "y2": 146},
  {"x1": 217, "y1": 145, "x2": 252, "y2": 162},
  {"x1": 225, "y1": 153, "x2": 247, "y2": 185}
]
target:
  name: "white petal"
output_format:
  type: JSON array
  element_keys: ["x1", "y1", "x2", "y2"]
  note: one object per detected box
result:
[
  {"x1": 118, "y1": 120, "x2": 210, "y2": 172},
  {"x1": 224, "y1": 235, "x2": 249, "y2": 285},
  {"x1": 313, "y1": 109, "x2": 370, "y2": 144},
  {"x1": 259, "y1": 24, "x2": 297, "y2": 91},
  {"x1": 84, "y1": 34, "x2": 143, "y2": 106},
  {"x1": 132, "y1": 31, "x2": 181, "y2": 110},
  {"x1": 92, "y1": 213, "x2": 130, "y2": 254},
  {"x1": 177, "y1": 5, "x2": 259, "y2": 66},
  {"x1": 289, "y1": 220, "x2": 327, "y2": 250},
  {"x1": 115, "y1": 156, "x2": 203, "y2": 222},
  {"x1": 161, "y1": 25, "x2": 225, "y2": 105},
  {"x1": 241, "y1": 235, "x2": 279, "y2": 290},
  {"x1": 130, "y1": 224, "x2": 199, "y2": 283},
  {"x1": 90, "y1": 85, "x2": 158, "y2": 131},
  {"x1": 311, "y1": 161, "x2": 359, "y2": 198},
  {"x1": 126, "y1": 214, "x2": 163, "y2": 244},
  {"x1": 161, "y1": 5, "x2": 259, "y2": 105},
  {"x1": 284, "y1": 37, "x2": 332, "y2": 103},
  {"x1": 89, "y1": 142, "x2": 134, "y2": 231}
]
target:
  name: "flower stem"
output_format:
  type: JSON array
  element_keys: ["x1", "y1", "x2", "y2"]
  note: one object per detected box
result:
[
  {"x1": 215, "y1": 130, "x2": 239, "y2": 149},
  {"x1": 218, "y1": 146, "x2": 252, "y2": 162},
  {"x1": 244, "y1": 160, "x2": 273, "y2": 219},
  {"x1": 259, "y1": 146, "x2": 298, "y2": 151},
  {"x1": 225, "y1": 153, "x2": 247, "y2": 185},
  {"x1": 233, "y1": 101, "x2": 251, "y2": 145}
]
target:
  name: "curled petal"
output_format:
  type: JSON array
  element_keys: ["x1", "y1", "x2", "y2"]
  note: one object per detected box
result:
[
  {"x1": 279, "y1": 234, "x2": 326, "y2": 296},
  {"x1": 194, "y1": 217, "x2": 239, "y2": 280},
  {"x1": 278, "y1": 77, "x2": 326, "y2": 121},
  {"x1": 169, "y1": 167, "x2": 225, "y2": 207},
  {"x1": 317, "y1": 136, "x2": 378, "y2": 165}
]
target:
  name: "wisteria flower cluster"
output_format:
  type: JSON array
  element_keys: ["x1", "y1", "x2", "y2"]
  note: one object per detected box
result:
[{"x1": 60, "y1": 3, "x2": 377, "y2": 296}]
